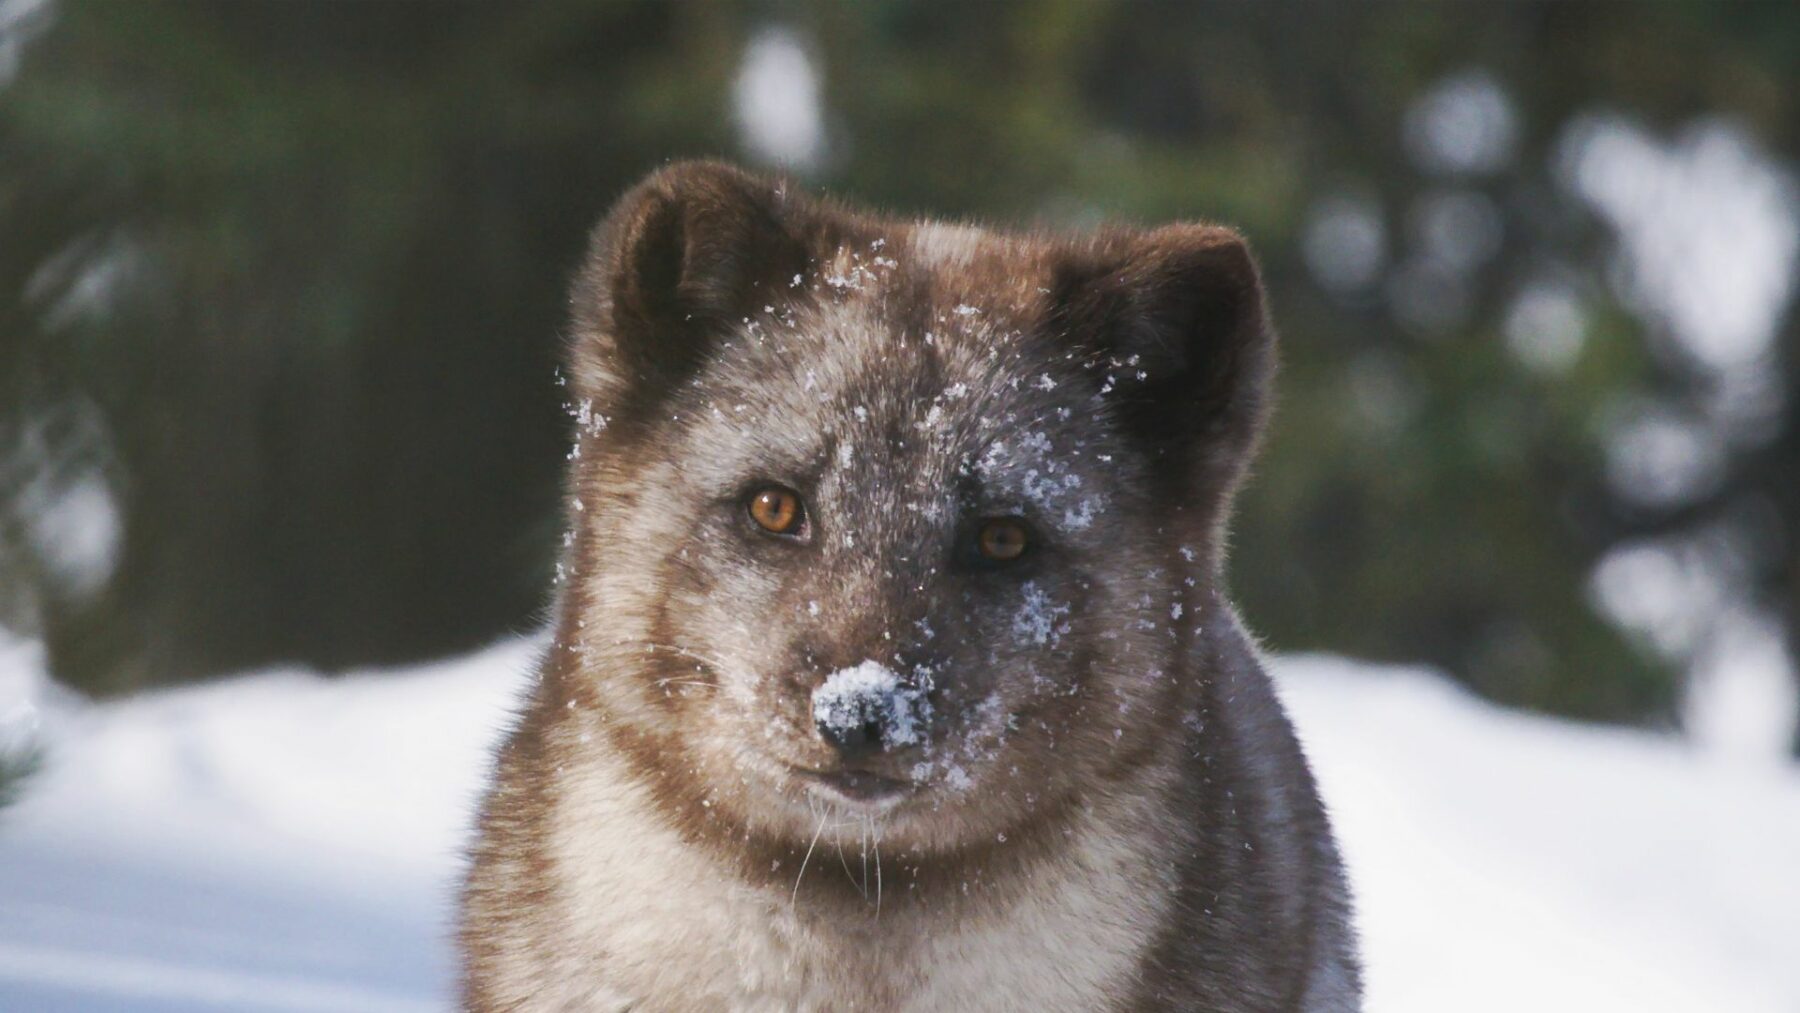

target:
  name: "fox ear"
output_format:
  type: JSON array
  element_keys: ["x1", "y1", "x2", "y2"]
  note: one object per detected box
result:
[
  {"x1": 571, "y1": 161, "x2": 808, "y2": 422},
  {"x1": 1052, "y1": 224, "x2": 1276, "y2": 500}
]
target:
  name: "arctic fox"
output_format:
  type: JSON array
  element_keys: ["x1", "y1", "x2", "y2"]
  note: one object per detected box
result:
[{"x1": 460, "y1": 161, "x2": 1360, "y2": 1011}]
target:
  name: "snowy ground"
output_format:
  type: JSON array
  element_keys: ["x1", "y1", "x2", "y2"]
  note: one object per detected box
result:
[{"x1": 2, "y1": 630, "x2": 1796, "y2": 1012}]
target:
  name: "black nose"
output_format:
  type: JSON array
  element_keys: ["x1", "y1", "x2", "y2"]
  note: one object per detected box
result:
[{"x1": 816, "y1": 713, "x2": 884, "y2": 759}]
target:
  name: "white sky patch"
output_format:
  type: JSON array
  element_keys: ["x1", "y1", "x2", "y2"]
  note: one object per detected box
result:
[
  {"x1": 1505, "y1": 279, "x2": 1590, "y2": 374},
  {"x1": 1303, "y1": 193, "x2": 1387, "y2": 293},
  {"x1": 1685, "y1": 608, "x2": 1800, "y2": 768},
  {"x1": 1404, "y1": 69, "x2": 1518, "y2": 175},
  {"x1": 1601, "y1": 400, "x2": 1726, "y2": 511},
  {"x1": 1586, "y1": 525, "x2": 1799, "y2": 760},
  {"x1": 1561, "y1": 115, "x2": 1798, "y2": 375},
  {"x1": 732, "y1": 26, "x2": 824, "y2": 172},
  {"x1": 1589, "y1": 538, "x2": 1731, "y2": 660},
  {"x1": 4, "y1": 402, "x2": 122, "y2": 602},
  {"x1": 22, "y1": 471, "x2": 120, "y2": 600},
  {"x1": 1566, "y1": 113, "x2": 1799, "y2": 759}
]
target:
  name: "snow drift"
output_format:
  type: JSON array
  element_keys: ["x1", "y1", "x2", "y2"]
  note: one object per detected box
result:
[{"x1": 0, "y1": 630, "x2": 1795, "y2": 1011}]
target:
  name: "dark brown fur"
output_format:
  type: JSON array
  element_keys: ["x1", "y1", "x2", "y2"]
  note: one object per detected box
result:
[{"x1": 461, "y1": 161, "x2": 1359, "y2": 1011}]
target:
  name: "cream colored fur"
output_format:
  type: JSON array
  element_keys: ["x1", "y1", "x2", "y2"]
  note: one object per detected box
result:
[{"x1": 475, "y1": 726, "x2": 1180, "y2": 1013}]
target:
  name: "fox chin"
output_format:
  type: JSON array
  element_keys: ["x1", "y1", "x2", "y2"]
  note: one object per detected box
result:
[{"x1": 459, "y1": 160, "x2": 1361, "y2": 1012}]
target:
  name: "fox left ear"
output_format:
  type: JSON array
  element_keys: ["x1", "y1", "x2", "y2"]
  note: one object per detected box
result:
[
  {"x1": 568, "y1": 160, "x2": 811, "y2": 427},
  {"x1": 1051, "y1": 224, "x2": 1276, "y2": 502}
]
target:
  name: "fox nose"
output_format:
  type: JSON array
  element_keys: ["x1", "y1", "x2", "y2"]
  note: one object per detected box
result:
[
  {"x1": 815, "y1": 712, "x2": 884, "y2": 759},
  {"x1": 810, "y1": 661, "x2": 925, "y2": 760}
]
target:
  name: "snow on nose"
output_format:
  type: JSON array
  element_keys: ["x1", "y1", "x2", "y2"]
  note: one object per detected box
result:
[{"x1": 811, "y1": 661, "x2": 928, "y2": 752}]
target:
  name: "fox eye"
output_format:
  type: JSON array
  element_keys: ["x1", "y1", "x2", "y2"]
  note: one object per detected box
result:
[
  {"x1": 976, "y1": 518, "x2": 1030, "y2": 562},
  {"x1": 747, "y1": 485, "x2": 805, "y2": 536}
]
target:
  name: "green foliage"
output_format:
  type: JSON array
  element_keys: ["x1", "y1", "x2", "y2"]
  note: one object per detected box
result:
[{"x1": 3, "y1": 1, "x2": 1794, "y2": 726}]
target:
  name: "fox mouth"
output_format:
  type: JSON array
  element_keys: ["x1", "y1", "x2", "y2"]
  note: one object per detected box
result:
[{"x1": 790, "y1": 766, "x2": 916, "y2": 804}]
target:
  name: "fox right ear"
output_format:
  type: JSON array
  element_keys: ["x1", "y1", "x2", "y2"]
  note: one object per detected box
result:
[
  {"x1": 1047, "y1": 223, "x2": 1276, "y2": 521},
  {"x1": 570, "y1": 161, "x2": 808, "y2": 423}
]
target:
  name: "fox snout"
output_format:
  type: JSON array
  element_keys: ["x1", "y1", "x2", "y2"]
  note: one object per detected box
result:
[{"x1": 810, "y1": 661, "x2": 930, "y2": 759}]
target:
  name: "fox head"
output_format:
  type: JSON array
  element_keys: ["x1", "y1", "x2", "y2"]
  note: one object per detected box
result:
[{"x1": 550, "y1": 160, "x2": 1274, "y2": 867}]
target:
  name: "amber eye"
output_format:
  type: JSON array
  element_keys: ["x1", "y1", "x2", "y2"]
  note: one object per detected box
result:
[
  {"x1": 977, "y1": 518, "x2": 1030, "y2": 562},
  {"x1": 748, "y1": 486, "x2": 804, "y2": 535}
]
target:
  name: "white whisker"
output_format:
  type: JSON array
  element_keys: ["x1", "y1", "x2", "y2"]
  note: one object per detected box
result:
[
  {"x1": 651, "y1": 678, "x2": 716, "y2": 691},
  {"x1": 833, "y1": 805, "x2": 865, "y2": 897},
  {"x1": 873, "y1": 817, "x2": 883, "y2": 921},
  {"x1": 793, "y1": 798, "x2": 828, "y2": 907}
]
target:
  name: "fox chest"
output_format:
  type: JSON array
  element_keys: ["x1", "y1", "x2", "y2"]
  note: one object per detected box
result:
[
  {"x1": 566, "y1": 886, "x2": 1157, "y2": 1013},
  {"x1": 546, "y1": 811, "x2": 1164, "y2": 1012}
]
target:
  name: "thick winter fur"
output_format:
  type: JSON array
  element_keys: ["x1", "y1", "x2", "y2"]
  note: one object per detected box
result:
[{"x1": 460, "y1": 161, "x2": 1360, "y2": 1011}]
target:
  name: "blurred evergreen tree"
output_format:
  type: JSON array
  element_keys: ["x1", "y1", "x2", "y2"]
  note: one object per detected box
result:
[
  {"x1": 3, "y1": 1, "x2": 743, "y2": 691},
  {"x1": 1, "y1": 1, "x2": 1794, "y2": 736}
]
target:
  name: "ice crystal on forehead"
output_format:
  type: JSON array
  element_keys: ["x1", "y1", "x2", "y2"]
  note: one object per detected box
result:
[
  {"x1": 973, "y1": 427, "x2": 1108, "y2": 531},
  {"x1": 571, "y1": 398, "x2": 607, "y2": 435},
  {"x1": 811, "y1": 661, "x2": 929, "y2": 747},
  {"x1": 1012, "y1": 582, "x2": 1071, "y2": 647},
  {"x1": 1021, "y1": 467, "x2": 1082, "y2": 508},
  {"x1": 1062, "y1": 498, "x2": 1099, "y2": 530}
]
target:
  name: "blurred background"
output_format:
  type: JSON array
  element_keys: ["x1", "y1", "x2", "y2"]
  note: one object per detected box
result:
[
  {"x1": 2, "y1": 3, "x2": 1798, "y2": 1010},
  {"x1": 4, "y1": 0, "x2": 1796, "y2": 754}
]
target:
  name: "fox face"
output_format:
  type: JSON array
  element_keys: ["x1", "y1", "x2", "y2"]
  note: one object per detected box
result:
[{"x1": 556, "y1": 161, "x2": 1273, "y2": 862}]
